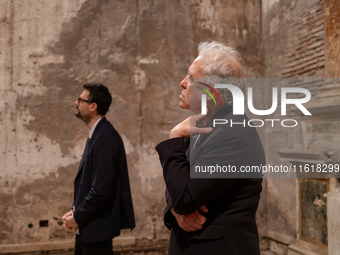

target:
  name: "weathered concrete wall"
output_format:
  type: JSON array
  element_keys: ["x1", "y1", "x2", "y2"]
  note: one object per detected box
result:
[
  {"x1": 261, "y1": 0, "x2": 340, "y2": 254},
  {"x1": 0, "y1": 0, "x2": 263, "y2": 252},
  {"x1": 324, "y1": 0, "x2": 340, "y2": 78}
]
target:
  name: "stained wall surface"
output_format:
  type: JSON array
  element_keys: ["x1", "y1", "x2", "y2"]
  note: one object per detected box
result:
[
  {"x1": 0, "y1": 0, "x2": 262, "y2": 250},
  {"x1": 262, "y1": 0, "x2": 325, "y2": 246},
  {"x1": 262, "y1": 0, "x2": 340, "y2": 254}
]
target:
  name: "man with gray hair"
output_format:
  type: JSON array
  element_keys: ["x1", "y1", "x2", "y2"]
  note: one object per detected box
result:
[{"x1": 156, "y1": 41, "x2": 265, "y2": 254}]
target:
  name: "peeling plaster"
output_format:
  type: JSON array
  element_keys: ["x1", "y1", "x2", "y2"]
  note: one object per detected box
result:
[
  {"x1": 138, "y1": 58, "x2": 159, "y2": 64},
  {"x1": 132, "y1": 67, "x2": 147, "y2": 90},
  {"x1": 313, "y1": 197, "x2": 326, "y2": 207},
  {"x1": 194, "y1": 0, "x2": 219, "y2": 34},
  {"x1": 121, "y1": 134, "x2": 134, "y2": 155},
  {"x1": 262, "y1": 0, "x2": 280, "y2": 14},
  {"x1": 270, "y1": 16, "x2": 280, "y2": 36}
]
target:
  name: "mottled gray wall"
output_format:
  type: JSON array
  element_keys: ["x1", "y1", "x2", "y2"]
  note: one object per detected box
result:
[
  {"x1": 261, "y1": 0, "x2": 335, "y2": 254},
  {"x1": 0, "y1": 0, "x2": 262, "y2": 251}
]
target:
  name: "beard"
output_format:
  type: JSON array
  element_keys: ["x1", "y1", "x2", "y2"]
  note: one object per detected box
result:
[{"x1": 75, "y1": 107, "x2": 91, "y2": 123}]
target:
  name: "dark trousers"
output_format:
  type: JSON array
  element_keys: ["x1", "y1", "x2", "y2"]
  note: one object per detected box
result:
[{"x1": 74, "y1": 235, "x2": 113, "y2": 255}]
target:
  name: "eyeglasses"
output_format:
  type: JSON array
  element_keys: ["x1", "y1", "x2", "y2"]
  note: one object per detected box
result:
[{"x1": 77, "y1": 97, "x2": 91, "y2": 104}]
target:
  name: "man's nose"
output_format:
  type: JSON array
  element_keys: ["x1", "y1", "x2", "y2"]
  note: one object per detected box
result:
[
  {"x1": 74, "y1": 100, "x2": 78, "y2": 106},
  {"x1": 180, "y1": 76, "x2": 189, "y2": 89}
]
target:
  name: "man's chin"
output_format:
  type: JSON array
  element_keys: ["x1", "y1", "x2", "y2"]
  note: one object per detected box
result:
[
  {"x1": 75, "y1": 113, "x2": 91, "y2": 124},
  {"x1": 179, "y1": 102, "x2": 190, "y2": 110}
]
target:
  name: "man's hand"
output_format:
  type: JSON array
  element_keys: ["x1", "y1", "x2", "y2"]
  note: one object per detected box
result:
[
  {"x1": 62, "y1": 210, "x2": 78, "y2": 231},
  {"x1": 169, "y1": 114, "x2": 213, "y2": 139},
  {"x1": 170, "y1": 205, "x2": 209, "y2": 232}
]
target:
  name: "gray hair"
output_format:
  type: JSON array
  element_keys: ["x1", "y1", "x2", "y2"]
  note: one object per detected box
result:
[{"x1": 197, "y1": 41, "x2": 245, "y2": 107}]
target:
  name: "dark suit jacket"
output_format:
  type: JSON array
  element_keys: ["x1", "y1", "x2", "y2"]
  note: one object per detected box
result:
[
  {"x1": 156, "y1": 107, "x2": 265, "y2": 255},
  {"x1": 73, "y1": 117, "x2": 135, "y2": 243}
]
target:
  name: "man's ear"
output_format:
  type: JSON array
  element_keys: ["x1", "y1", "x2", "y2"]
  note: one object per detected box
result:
[
  {"x1": 206, "y1": 88, "x2": 221, "y2": 106},
  {"x1": 90, "y1": 102, "x2": 98, "y2": 113},
  {"x1": 206, "y1": 91, "x2": 216, "y2": 106}
]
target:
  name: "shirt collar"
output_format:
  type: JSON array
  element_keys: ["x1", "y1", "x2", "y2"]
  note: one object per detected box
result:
[{"x1": 89, "y1": 117, "x2": 103, "y2": 139}]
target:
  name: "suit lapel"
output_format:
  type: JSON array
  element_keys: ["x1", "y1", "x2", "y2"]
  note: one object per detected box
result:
[
  {"x1": 79, "y1": 138, "x2": 90, "y2": 170},
  {"x1": 91, "y1": 117, "x2": 106, "y2": 140},
  {"x1": 74, "y1": 117, "x2": 107, "y2": 182},
  {"x1": 189, "y1": 107, "x2": 233, "y2": 164},
  {"x1": 74, "y1": 138, "x2": 91, "y2": 182}
]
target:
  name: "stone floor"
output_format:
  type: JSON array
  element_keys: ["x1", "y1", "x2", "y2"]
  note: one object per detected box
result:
[
  {"x1": 2, "y1": 250, "x2": 167, "y2": 255},
  {"x1": 2, "y1": 249, "x2": 280, "y2": 255},
  {"x1": 3, "y1": 251, "x2": 277, "y2": 255},
  {"x1": 2, "y1": 243, "x2": 168, "y2": 255},
  {"x1": 261, "y1": 251, "x2": 279, "y2": 255}
]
